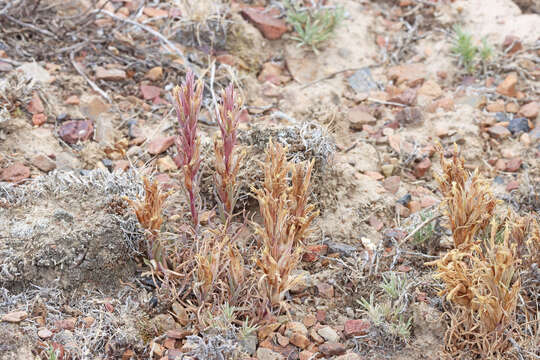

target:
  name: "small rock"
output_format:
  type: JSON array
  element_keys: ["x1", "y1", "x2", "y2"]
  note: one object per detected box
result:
[
  {"x1": 143, "y1": 7, "x2": 168, "y2": 17},
  {"x1": 316, "y1": 282, "x2": 334, "y2": 299},
  {"x1": 388, "y1": 88, "x2": 417, "y2": 106},
  {"x1": 38, "y1": 328, "x2": 53, "y2": 339},
  {"x1": 31, "y1": 154, "x2": 56, "y2": 173},
  {"x1": 56, "y1": 151, "x2": 81, "y2": 170},
  {"x1": 258, "y1": 62, "x2": 284, "y2": 85},
  {"x1": 520, "y1": 133, "x2": 531, "y2": 146},
  {"x1": 381, "y1": 164, "x2": 395, "y2": 177},
  {"x1": 32, "y1": 113, "x2": 47, "y2": 126},
  {"x1": 95, "y1": 66, "x2": 126, "y2": 81},
  {"x1": 150, "y1": 314, "x2": 176, "y2": 332},
  {"x1": 506, "y1": 102, "x2": 519, "y2": 113},
  {"x1": 343, "y1": 319, "x2": 370, "y2": 337},
  {"x1": 286, "y1": 321, "x2": 308, "y2": 337},
  {"x1": 148, "y1": 136, "x2": 175, "y2": 155},
  {"x1": 383, "y1": 176, "x2": 400, "y2": 194},
  {"x1": 319, "y1": 342, "x2": 346, "y2": 356},
  {"x1": 316, "y1": 310, "x2": 327, "y2": 323},
  {"x1": 80, "y1": 95, "x2": 110, "y2": 121},
  {"x1": 258, "y1": 322, "x2": 281, "y2": 340},
  {"x1": 387, "y1": 63, "x2": 426, "y2": 87},
  {"x1": 318, "y1": 326, "x2": 340, "y2": 342},
  {"x1": 506, "y1": 180, "x2": 520, "y2": 192},
  {"x1": 502, "y1": 35, "x2": 522, "y2": 55},
  {"x1": 325, "y1": 242, "x2": 357, "y2": 256},
  {"x1": 348, "y1": 107, "x2": 376, "y2": 130},
  {"x1": 496, "y1": 73, "x2": 518, "y2": 97},
  {"x1": 171, "y1": 302, "x2": 189, "y2": 326},
  {"x1": 157, "y1": 155, "x2": 177, "y2": 172},
  {"x1": 302, "y1": 244, "x2": 328, "y2": 262},
  {"x1": 507, "y1": 117, "x2": 530, "y2": 134},
  {"x1": 290, "y1": 333, "x2": 310, "y2": 349},
  {"x1": 166, "y1": 329, "x2": 191, "y2": 339},
  {"x1": 65, "y1": 95, "x2": 80, "y2": 105},
  {"x1": 303, "y1": 314, "x2": 317, "y2": 328},
  {"x1": 27, "y1": 91, "x2": 44, "y2": 114},
  {"x1": 299, "y1": 350, "x2": 315, "y2": 360},
  {"x1": 396, "y1": 203, "x2": 410, "y2": 218},
  {"x1": 518, "y1": 101, "x2": 539, "y2": 119},
  {"x1": 0, "y1": 163, "x2": 30, "y2": 183},
  {"x1": 336, "y1": 354, "x2": 362, "y2": 360},
  {"x1": 0, "y1": 61, "x2": 13, "y2": 72},
  {"x1": 505, "y1": 158, "x2": 522, "y2": 172},
  {"x1": 54, "y1": 317, "x2": 76, "y2": 331},
  {"x1": 140, "y1": 84, "x2": 162, "y2": 100},
  {"x1": 276, "y1": 333, "x2": 289, "y2": 347},
  {"x1": 310, "y1": 328, "x2": 325, "y2": 344},
  {"x1": 487, "y1": 125, "x2": 511, "y2": 139},
  {"x1": 395, "y1": 107, "x2": 422, "y2": 124},
  {"x1": 1, "y1": 310, "x2": 28, "y2": 323},
  {"x1": 18, "y1": 62, "x2": 52, "y2": 83},
  {"x1": 145, "y1": 66, "x2": 163, "y2": 81},
  {"x1": 414, "y1": 158, "x2": 432, "y2": 178},
  {"x1": 58, "y1": 120, "x2": 94, "y2": 144},
  {"x1": 256, "y1": 348, "x2": 285, "y2": 360},
  {"x1": 82, "y1": 316, "x2": 95, "y2": 328},
  {"x1": 486, "y1": 101, "x2": 505, "y2": 112},
  {"x1": 418, "y1": 80, "x2": 442, "y2": 98},
  {"x1": 241, "y1": 8, "x2": 288, "y2": 40}
]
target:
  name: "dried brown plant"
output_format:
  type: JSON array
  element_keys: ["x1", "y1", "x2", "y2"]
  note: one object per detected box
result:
[
  {"x1": 434, "y1": 144, "x2": 497, "y2": 248},
  {"x1": 194, "y1": 231, "x2": 228, "y2": 305},
  {"x1": 253, "y1": 140, "x2": 318, "y2": 309},
  {"x1": 126, "y1": 177, "x2": 171, "y2": 270}
]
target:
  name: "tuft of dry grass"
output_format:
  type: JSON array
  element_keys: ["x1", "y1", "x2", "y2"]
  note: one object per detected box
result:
[
  {"x1": 253, "y1": 139, "x2": 318, "y2": 309},
  {"x1": 434, "y1": 144, "x2": 497, "y2": 248},
  {"x1": 126, "y1": 177, "x2": 170, "y2": 271}
]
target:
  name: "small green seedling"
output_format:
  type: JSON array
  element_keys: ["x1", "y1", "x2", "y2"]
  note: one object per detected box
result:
[
  {"x1": 451, "y1": 25, "x2": 494, "y2": 74},
  {"x1": 285, "y1": 1, "x2": 344, "y2": 53}
]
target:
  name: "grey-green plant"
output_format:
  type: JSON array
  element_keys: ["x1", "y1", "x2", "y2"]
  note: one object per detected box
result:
[
  {"x1": 413, "y1": 211, "x2": 435, "y2": 245},
  {"x1": 285, "y1": 0, "x2": 344, "y2": 53},
  {"x1": 451, "y1": 25, "x2": 494, "y2": 75},
  {"x1": 239, "y1": 318, "x2": 259, "y2": 340},
  {"x1": 380, "y1": 272, "x2": 408, "y2": 300}
]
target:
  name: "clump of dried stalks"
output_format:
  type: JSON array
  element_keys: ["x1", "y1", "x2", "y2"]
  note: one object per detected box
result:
[
  {"x1": 253, "y1": 140, "x2": 318, "y2": 309},
  {"x1": 428, "y1": 146, "x2": 539, "y2": 359}
]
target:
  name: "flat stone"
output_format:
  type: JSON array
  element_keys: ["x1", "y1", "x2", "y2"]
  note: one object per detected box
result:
[
  {"x1": 140, "y1": 84, "x2": 162, "y2": 100},
  {"x1": 518, "y1": 101, "x2": 539, "y2": 119},
  {"x1": 1, "y1": 310, "x2": 28, "y2": 323},
  {"x1": 496, "y1": 73, "x2": 518, "y2": 97},
  {"x1": 147, "y1": 136, "x2": 175, "y2": 155},
  {"x1": 418, "y1": 80, "x2": 442, "y2": 98},
  {"x1": 256, "y1": 348, "x2": 285, "y2": 360},
  {"x1": 319, "y1": 342, "x2": 346, "y2": 356},
  {"x1": 507, "y1": 117, "x2": 530, "y2": 134},
  {"x1": 17, "y1": 62, "x2": 52, "y2": 83},
  {"x1": 505, "y1": 158, "x2": 522, "y2": 172},
  {"x1": 502, "y1": 35, "x2": 522, "y2": 55},
  {"x1": 289, "y1": 333, "x2": 310, "y2": 349},
  {"x1": 286, "y1": 321, "x2": 308, "y2": 337},
  {"x1": 32, "y1": 113, "x2": 47, "y2": 126},
  {"x1": 38, "y1": 328, "x2": 53, "y2": 339},
  {"x1": 318, "y1": 326, "x2": 340, "y2": 342},
  {"x1": 414, "y1": 158, "x2": 432, "y2": 178},
  {"x1": 143, "y1": 7, "x2": 168, "y2": 17},
  {"x1": 343, "y1": 319, "x2": 370, "y2": 337},
  {"x1": 388, "y1": 88, "x2": 417, "y2": 106},
  {"x1": 241, "y1": 8, "x2": 288, "y2": 40},
  {"x1": 487, "y1": 125, "x2": 511, "y2": 139},
  {"x1": 348, "y1": 107, "x2": 377, "y2": 130},
  {"x1": 145, "y1": 66, "x2": 163, "y2": 81},
  {"x1": 0, "y1": 163, "x2": 30, "y2": 183},
  {"x1": 395, "y1": 107, "x2": 422, "y2": 124},
  {"x1": 387, "y1": 63, "x2": 426, "y2": 87},
  {"x1": 95, "y1": 67, "x2": 126, "y2": 81},
  {"x1": 27, "y1": 91, "x2": 44, "y2": 114},
  {"x1": 157, "y1": 155, "x2": 178, "y2": 172},
  {"x1": 31, "y1": 154, "x2": 56, "y2": 173},
  {"x1": 58, "y1": 120, "x2": 94, "y2": 144},
  {"x1": 383, "y1": 175, "x2": 400, "y2": 194}
]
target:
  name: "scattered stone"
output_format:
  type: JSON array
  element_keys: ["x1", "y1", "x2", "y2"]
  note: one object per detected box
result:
[
  {"x1": 157, "y1": 155, "x2": 177, "y2": 172},
  {"x1": 303, "y1": 314, "x2": 317, "y2": 328},
  {"x1": 140, "y1": 84, "x2": 162, "y2": 100},
  {"x1": 0, "y1": 163, "x2": 30, "y2": 182},
  {"x1": 487, "y1": 125, "x2": 511, "y2": 139},
  {"x1": 54, "y1": 318, "x2": 76, "y2": 331},
  {"x1": 316, "y1": 282, "x2": 334, "y2": 298},
  {"x1": 316, "y1": 310, "x2": 327, "y2": 323},
  {"x1": 259, "y1": 322, "x2": 281, "y2": 340},
  {"x1": 38, "y1": 328, "x2": 53, "y2": 339},
  {"x1": 143, "y1": 7, "x2": 168, "y2": 17},
  {"x1": 348, "y1": 107, "x2": 376, "y2": 130},
  {"x1": 325, "y1": 242, "x2": 357, "y2": 257},
  {"x1": 258, "y1": 62, "x2": 285, "y2": 85},
  {"x1": 276, "y1": 333, "x2": 289, "y2": 347},
  {"x1": 148, "y1": 136, "x2": 175, "y2": 155},
  {"x1": 58, "y1": 120, "x2": 94, "y2": 144},
  {"x1": 502, "y1": 35, "x2": 522, "y2": 55},
  {"x1": 318, "y1": 326, "x2": 340, "y2": 342},
  {"x1": 286, "y1": 321, "x2": 308, "y2": 337},
  {"x1": 396, "y1": 203, "x2": 410, "y2": 217},
  {"x1": 27, "y1": 92, "x2": 45, "y2": 114},
  {"x1": 310, "y1": 328, "x2": 325, "y2": 344},
  {"x1": 17, "y1": 62, "x2": 52, "y2": 83},
  {"x1": 418, "y1": 79, "x2": 442, "y2": 98},
  {"x1": 240, "y1": 334, "x2": 257, "y2": 355},
  {"x1": 56, "y1": 151, "x2": 81, "y2": 170},
  {"x1": 518, "y1": 101, "x2": 539, "y2": 119},
  {"x1": 145, "y1": 66, "x2": 163, "y2": 81},
  {"x1": 319, "y1": 342, "x2": 346, "y2": 356},
  {"x1": 388, "y1": 88, "x2": 417, "y2": 106},
  {"x1": 95, "y1": 67, "x2": 126, "y2": 81},
  {"x1": 387, "y1": 63, "x2": 426, "y2": 86},
  {"x1": 496, "y1": 73, "x2": 518, "y2": 97},
  {"x1": 1, "y1": 310, "x2": 28, "y2": 323},
  {"x1": 150, "y1": 314, "x2": 176, "y2": 332},
  {"x1": 302, "y1": 244, "x2": 328, "y2": 262},
  {"x1": 80, "y1": 95, "x2": 110, "y2": 121},
  {"x1": 166, "y1": 330, "x2": 191, "y2": 339},
  {"x1": 32, "y1": 113, "x2": 47, "y2": 126},
  {"x1": 65, "y1": 95, "x2": 80, "y2": 105},
  {"x1": 506, "y1": 102, "x2": 519, "y2": 113},
  {"x1": 299, "y1": 350, "x2": 315, "y2": 360},
  {"x1": 257, "y1": 348, "x2": 285, "y2": 360},
  {"x1": 506, "y1": 180, "x2": 520, "y2": 192},
  {"x1": 505, "y1": 158, "x2": 522, "y2": 172},
  {"x1": 343, "y1": 319, "x2": 370, "y2": 337},
  {"x1": 335, "y1": 354, "x2": 362, "y2": 360},
  {"x1": 31, "y1": 154, "x2": 56, "y2": 173},
  {"x1": 520, "y1": 133, "x2": 531, "y2": 146},
  {"x1": 383, "y1": 175, "x2": 400, "y2": 194},
  {"x1": 0, "y1": 61, "x2": 13, "y2": 72},
  {"x1": 395, "y1": 107, "x2": 422, "y2": 124},
  {"x1": 414, "y1": 158, "x2": 432, "y2": 178},
  {"x1": 507, "y1": 117, "x2": 530, "y2": 134},
  {"x1": 290, "y1": 333, "x2": 310, "y2": 349},
  {"x1": 241, "y1": 8, "x2": 288, "y2": 40},
  {"x1": 486, "y1": 101, "x2": 505, "y2": 112},
  {"x1": 381, "y1": 164, "x2": 395, "y2": 177}
]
